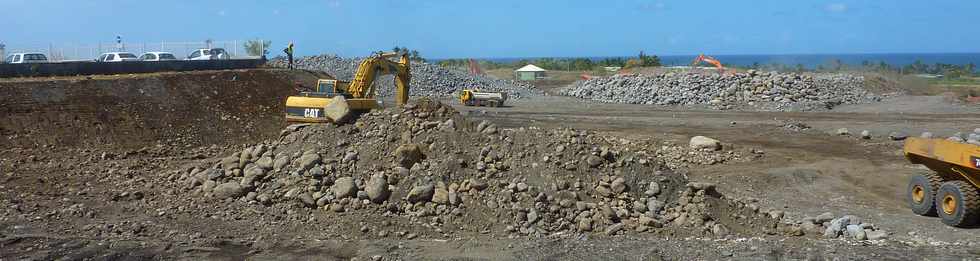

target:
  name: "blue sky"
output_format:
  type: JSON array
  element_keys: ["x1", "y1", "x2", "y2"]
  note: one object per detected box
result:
[{"x1": 1, "y1": 0, "x2": 977, "y2": 58}]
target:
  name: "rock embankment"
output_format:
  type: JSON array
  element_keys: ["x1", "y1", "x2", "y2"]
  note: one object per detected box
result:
[{"x1": 560, "y1": 70, "x2": 880, "y2": 111}]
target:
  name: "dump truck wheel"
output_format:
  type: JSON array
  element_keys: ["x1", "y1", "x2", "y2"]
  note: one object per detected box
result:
[
  {"x1": 935, "y1": 181, "x2": 980, "y2": 227},
  {"x1": 907, "y1": 173, "x2": 942, "y2": 216}
]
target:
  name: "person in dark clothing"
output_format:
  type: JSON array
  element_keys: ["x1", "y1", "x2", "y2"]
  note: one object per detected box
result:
[{"x1": 283, "y1": 42, "x2": 294, "y2": 69}]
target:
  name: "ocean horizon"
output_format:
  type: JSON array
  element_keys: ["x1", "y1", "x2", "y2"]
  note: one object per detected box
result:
[{"x1": 431, "y1": 53, "x2": 980, "y2": 71}]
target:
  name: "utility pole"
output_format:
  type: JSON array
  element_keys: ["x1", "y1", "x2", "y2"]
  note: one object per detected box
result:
[{"x1": 0, "y1": 42, "x2": 5, "y2": 62}]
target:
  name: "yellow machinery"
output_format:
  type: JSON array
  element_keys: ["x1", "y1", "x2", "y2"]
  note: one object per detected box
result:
[
  {"x1": 459, "y1": 89, "x2": 507, "y2": 107},
  {"x1": 904, "y1": 137, "x2": 980, "y2": 227},
  {"x1": 285, "y1": 52, "x2": 410, "y2": 123}
]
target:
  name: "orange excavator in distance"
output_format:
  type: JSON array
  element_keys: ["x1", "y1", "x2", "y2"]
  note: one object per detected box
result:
[{"x1": 691, "y1": 54, "x2": 733, "y2": 74}]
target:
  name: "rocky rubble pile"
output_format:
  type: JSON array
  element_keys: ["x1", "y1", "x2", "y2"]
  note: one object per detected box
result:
[
  {"x1": 559, "y1": 70, "x2": 881, "y2": 111},
  {"x1": 795, "y1": 213, "x2": 890, "y2": 241},
  {"x1": 174, "y1": 99, "x2": 783, "y2": 238},
  {"x1": 269, "y1": 55, "x2": 538, "y2": 99}
]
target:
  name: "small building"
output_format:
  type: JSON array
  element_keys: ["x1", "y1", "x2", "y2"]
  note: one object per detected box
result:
[{"x1": 515, "y1": 64, "x2": 547, "y2": 80}]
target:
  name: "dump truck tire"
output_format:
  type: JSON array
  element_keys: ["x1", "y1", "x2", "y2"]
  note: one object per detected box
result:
[
  {"x1": 935, "y1": 180, "x2": 980, "y2": 227},
  {"x1": 908, "y1": 173, "x2": 942, "y2": 216}
]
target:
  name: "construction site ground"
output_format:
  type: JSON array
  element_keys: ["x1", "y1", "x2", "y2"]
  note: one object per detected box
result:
[{"x1": 1, "y1": 69, "x2": 979, "y2": 260}]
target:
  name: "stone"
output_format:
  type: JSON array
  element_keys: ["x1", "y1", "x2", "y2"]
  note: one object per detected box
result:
[
  {"x1": 647, "y1": 199, "x2": 665, "y2": 213},
  {"x1": 469, "y1": 179, "x2": 488, "y2": 191},
  {"x1": 298, "y1": 152, "x2": 321, "y2": 172},
  {"x1": 365, "y1": 173, "x2": 390, "y2": 203},
  {"x1": 595, "y1": 185, "x2": 613, "y2": 197},
  {"x1": 889, "y1": 132, "x2": 908, "y2": 141},
  {"x1": 407, "y1": 182, "x2": 435, "y2": 203},
  {"x1": 256, "y1": 157, "x2": 274, "y2": 170},
  {"x1": 432, "y1": 183, "x2": 450, "y2": 205},
  {"x1": 689, "y1": 136, "x2": 722, "y2": 151},
  {"x1": 323, "y1": 96, "x2": 353, "y2": 123},
  {"x1": 814, "y1": 212, "x2": 834, "y2": 223},
  {"x1": 527, "y1": 211, "x2": 540, "y2": 224},
  {"x1": 331, "y1": 177, "x2": 357, "y2": 199},
  {"x1": 273, "y1": 156, "x2": 290, "y2": 171},
  {"x1": 220, "y1": 156, "x2": 240, "y2": 171},
  {"x1": 823, "y1": 216, "x2": 851, "y2": 238},
  {"x1": 610, "y1": 177, "x2": 627, "y2": 194},
  {"x1": 586, "y1": 155, "x2": 604, "y2": 167},
  {"x1": 645, "y1": 181, "x2": 661, "y2": 196},
  {"x1": 712, "y1": 224, "x2": 729, "y2": 236},
  {"x1": 297, "y1": 193, "x2": 316, "y2": 207},
  {"x1": 845, "y1": 224, "x2": 867, "y2": 240},
  {"x1": 632, "y1": 200, "x2": 647, "y2": 213},
  {"x1": 841, "y1": 215, "x2": 862, "y2": 225},
  {"x1": 330, "y1": 203, "x2": 345, "y2": 212},
  {"x1": 604, "y1": 223, "x2": 624, "y2": 235},
  {"x1": 394, "y1": 144, "x2": 425, "y2": 168},
  {"x1": 860, "y1": 130, "x2": 872, "y2": 139},
  {"x1": 920, "y1": 132, "x2": 934, "y2": 138},
  {"x1": 836, "y1": 128, "x2": 849, "y2": 135},
  {"x1": 213, "y1": 182, "x2": 244, "y2": 199}
]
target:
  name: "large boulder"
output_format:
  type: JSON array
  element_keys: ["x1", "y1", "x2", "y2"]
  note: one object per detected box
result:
[
  {"x1": 365, "y1": 173, "x2": 390, "y2": 203},
  {"x1": 689, "y1": 136, "x2": 721, "y2": 151},
  {"x1": 213, "y1": 182, "x2": 245, "y2": 199},
  {"x1": 323, "y1": 96, "x2": 352, "y2": 124},
  {"x1": 407, "y1": 181, "x2": 435, "y2": 203},
  {"x1": 394, "y1": 144, "x2": 425, "y2": 168},
  {"x1": 331, "y1": 177, "x2": 357, "y2": 199}
]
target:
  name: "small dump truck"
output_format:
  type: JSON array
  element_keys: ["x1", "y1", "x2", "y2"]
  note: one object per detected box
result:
[
  {"x1": 904, "y1": 137, "x2": 980, "y2": 227},
  {"x1": 459, "y1": 89, "x2": 507, "y2": 107}
]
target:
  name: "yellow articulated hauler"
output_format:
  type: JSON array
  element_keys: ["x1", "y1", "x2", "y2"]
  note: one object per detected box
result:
[
  {"x1": 904, "y1": 137, "x2": 980, "y2": 227},
  {"x1": 284, "y1": 51, "x2": 410, "y2": 123}
]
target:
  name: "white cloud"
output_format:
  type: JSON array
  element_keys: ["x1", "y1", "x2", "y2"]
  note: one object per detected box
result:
[
  {"x1": 217, "y1": 10, "x2": 227, "y2": 16},
  {"x1": 825, "y1": 3, "x2": 847, "y2": 13},
  {"x1": 272, "y1": 9, "x2": 280, "y2": 15}
]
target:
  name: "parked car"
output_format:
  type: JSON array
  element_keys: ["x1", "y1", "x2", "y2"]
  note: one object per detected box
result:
[
  {"x1": 96, "y1": 52, "x2": 139, "y2": 62},
  {"x1": 4, "y1": 53, "x2": 48, "y2": 64},
  {"x1": 139, "y1": 52, "x2": 178, "y2": 61},
  {"x1": 187, "y1": 48, "x2": 231, "y2": 60}
]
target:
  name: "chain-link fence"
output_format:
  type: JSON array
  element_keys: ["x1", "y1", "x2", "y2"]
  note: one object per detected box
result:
[{"x1": 1, "y1": 39, "x2": 268, "y2": 62}]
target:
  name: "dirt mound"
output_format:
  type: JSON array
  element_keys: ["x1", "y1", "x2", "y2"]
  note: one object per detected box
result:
[
  {"x1": 0, "y1": 69, "x2": 324, "y2": 149},
  {"x1": 166, "y1": 99, "x2": 785, "y2": 240}
]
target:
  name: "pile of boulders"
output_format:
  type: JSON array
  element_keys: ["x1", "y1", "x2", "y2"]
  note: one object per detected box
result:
[
  {"x1": 559, "y1": 70, "x2": 881, "y2": 111},
  {"x1": 176, "y1": 99, "x2": 777, "y2": 238},
  {"x1": 794, "y1": 213, "x2": 889, "y2": 241},
  {"x1": 268, "y1": 55, "x2": 538, "y2": 99}
]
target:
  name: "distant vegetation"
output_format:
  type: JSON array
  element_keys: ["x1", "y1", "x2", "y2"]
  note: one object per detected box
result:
[
  {"x1": 732, "y1": 59, "x2": 977, "y2": 78},
  {"x1": 392, "y1": 47, "x2": 426, "y2": 63}
]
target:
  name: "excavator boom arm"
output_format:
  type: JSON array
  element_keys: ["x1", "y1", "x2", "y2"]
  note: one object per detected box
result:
[{"x1": 346, "y1": 52, "x2": 411, "y2": 106}]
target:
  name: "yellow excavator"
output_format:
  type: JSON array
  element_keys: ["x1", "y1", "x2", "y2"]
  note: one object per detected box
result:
[{"x1": 285, "y1": 52, "x2": 410, "y2": 123}]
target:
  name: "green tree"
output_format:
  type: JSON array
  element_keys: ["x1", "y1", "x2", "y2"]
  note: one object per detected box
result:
[{"x1": 244, "y1": 40, "x2": 271, "y2": 56}]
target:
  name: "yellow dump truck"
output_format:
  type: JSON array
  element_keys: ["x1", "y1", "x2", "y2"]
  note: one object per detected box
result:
[
  {"x1": 459, "y1": 89, "x2": 507, "y2": 107},
  {"x1": 904, "y1": 137, "x2": 980, "y2": 227}
]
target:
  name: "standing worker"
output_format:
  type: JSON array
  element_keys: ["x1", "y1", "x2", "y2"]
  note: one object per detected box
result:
[{"x1": 283, "y1": 42, "x2": 294, "y2": 69}]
